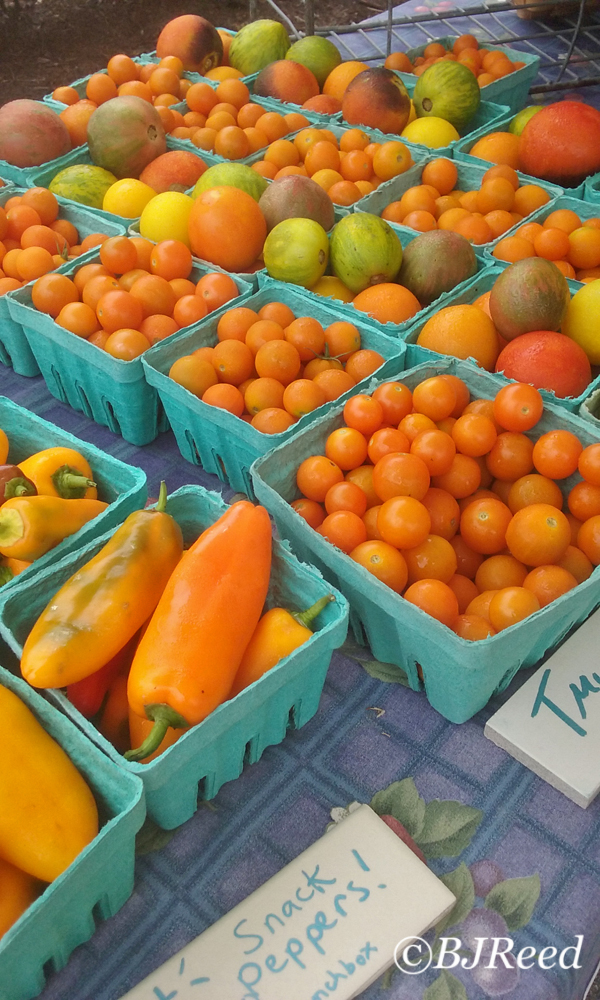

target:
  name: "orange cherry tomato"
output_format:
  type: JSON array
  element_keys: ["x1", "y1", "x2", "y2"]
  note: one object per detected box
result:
[
  {"x1": 460, "y1": 497, "x2": 513, "y2": 554},
  {"x1": 377, "y1": 496, "x2": 431, "y2": 549},
  {"x1": 403, "y1": 579, "x2": 459, "y2": 628},
  {"x1": 493, "y1": 382, "x2": 543, "y2": 432},
  {"x1": 505, "y1": 503, "x2": 571, "y2": 566},
  {"x1": 350, "y1": 540, "x2": 408, "y2": 593}
]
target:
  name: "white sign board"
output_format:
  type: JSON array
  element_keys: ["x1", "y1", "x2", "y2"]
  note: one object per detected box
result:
[
  {"x1": 485, "y1": 608, "x2": 600, "y2": 809},
  {"x1": 119, "y1": 804, "x2": 456, "y2": 1000}
]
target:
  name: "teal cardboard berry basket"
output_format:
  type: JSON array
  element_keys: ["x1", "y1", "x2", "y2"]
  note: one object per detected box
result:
[
  {"x1": 453, "y1": 111, "x2": 517, "y2": 165},
  {"x1": 584, "y1": 171, "x2": 600, "y2": 203},
  {"x1": 354, "y1": 160, "x2": 563, "y2": 261},
  {"x1": 259, "y1": 218, "x2": 487, "y2": 334},
  {"x1": 0, "y1": 103, "x2": 79, "y2": 186},
  {"x1": 483, "y1": 195, "x2": 600, "y2": 267},
  {"x1": 238, "y1": 120, "x2": 431, "y2": 195},
  {"x1": 25, "y1": 139, "x2": 221, "y2": 230},
  {"x1": 580, "y1": 381, "x2": 600, "y2": 429},
  {"x1": 136, "y1": 40, "x2": 259, "y2": 87},
  {"x1": 42, "y1": 53, "x2": 205, "y2": 108},
  {"x1": 401, "y1": 263, "x2": 593, "y2": 413},
  {"x1": 0, "y1": 186, "x2": 125, "y2": 378},
  {"x1": 142, "y1": 283, "x2": 407, "y2": 496},
  {"x1": 250, "y1": 356, "x2": 600, "y2": 724},
  {"x1": 126, "y1": 218, "x2": 264, "y2": 290},
  {"x1": 0, "y1": 394, "x2": 147, "y2": 593},
  {"x1": 454, "y1": 119, "x2": 587, "y2": 198},
  {"x1": 235, "y1": 70, "x2": 344, "y2": 124},
  {"x1": 168, "y1": 85, "x2": 345, "y2": 165},
  {"x1": 6, "y1": 254, "x2": 252, "y2": 446},
  {"x1": 339, "y1": 90, "x2": 510, "y2": 160},
  {"x1": 391, "y1": 36, "x2": 540, "y2": 114},
  {"x1": 0, "y1": 485, "x2": 349, "y2": 830},
  {"x1": 0, "y1": 664, "x2": 145, "y2": 1000}
]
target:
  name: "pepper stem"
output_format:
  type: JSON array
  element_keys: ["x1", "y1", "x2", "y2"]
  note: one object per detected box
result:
[
  {"x1": 0, "y1": 566, "x2": 13, "y2": 587},
  {"x1": 123, "y1": 703, "x2": 188, "y2": 762},
  {"x1": 6, "y1": 478, "x2": 36, "y2": 499},
  {"x1": 291, "y1": 594, "x2": 335, "y2": 630},
  {"x1": 156, "y1": 481, "x2": 168, "y2": 514},
  {"x1": 51, "y1": 465, "x2": 96, "y2": 499}
]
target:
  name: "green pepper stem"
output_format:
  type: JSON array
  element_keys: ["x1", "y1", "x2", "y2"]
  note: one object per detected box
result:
[
  {"x1": 156, "y1": 481, "x2": 168, "y2": 514},
  {"x1": 7, "y1": 478, "x2": 35, "y2": 499},
  {"x1": 51, "y1": 465, "x2": 96, "y2": 499},
  {"x1": 0, "y1": 566, "x2": 14, "y2": 587},
  {"x1": 123, "y1": 703, "x2": 188, "y2": 762},
  {"x1": 61, "y1": 474, "x2": 95, "y2": 489},
  {"x1": 291, "y1": 594, "x2": 334, "y2": 630}
]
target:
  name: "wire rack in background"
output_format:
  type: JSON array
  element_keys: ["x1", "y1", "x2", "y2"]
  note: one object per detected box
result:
[{"x1": 251, "y1": 0, "x2": 600, "y2": 96}]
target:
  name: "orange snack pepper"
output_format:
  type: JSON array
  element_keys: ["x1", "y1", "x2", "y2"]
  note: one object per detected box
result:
[{"x1": 125, "y1": 501, "x2": 272, "y2": 761}]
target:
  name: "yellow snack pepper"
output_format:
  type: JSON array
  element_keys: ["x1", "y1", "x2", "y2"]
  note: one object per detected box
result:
[
  {"x1": 229, "y1": 596, "x2": 334, "y2": 697},
  {"x1": 0, "y1": 495, "x2": 107, "y2": 561},
  {"x1": 18, "y1": 447, "x2": 98, "y2": 499},
  {"x1": 0, "y1": 429, "x2": 8, "y2": 466},
  {"x1": 0, "y1": 683, "x2": 99, "y2": 882},
  {"x1": 21, "y1": 483, "x2": 183, "y2": 689},
  {"x1": 0, "y1": 857, "x2": 41, "y2": 938}
]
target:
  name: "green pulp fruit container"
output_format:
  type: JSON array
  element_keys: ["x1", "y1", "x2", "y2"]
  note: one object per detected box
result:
[
  {"x1": 127, "y1": 218, "x2": 264, "y2": 290},
  {"x1": 0, "y1": 114, "x2": 79, "y2": 187},
  {"x1": 580, "y1": 382, "x2": 600, "y2": 429},
  {"x1": 453, "y1": 111, "x2": 516, "y2": 164},
  {"x1": 354, "y1": 160, "x2": 563, "y2": 260},
  {"x1": 250, "y1": 356, "x2": 600, "y2": 724},
  {"x1": 42, "y1": 54, "x2": 205, "y2": 108},
  {"x1": 237, "y1": 121, "x2": 431, "y2": 196},
  {"x1": 6, "y1": 254, "x2": 252, "y2": 446},
  {"x1": 260, "y1": 217, "x2": 486, "y2": 336},
  {"x1": 483, "y1": 195, "x2": 600, "y2": 267},
  {"x1": 0, "y1": 186, "x2": 125, "y2": 378},
  {"x1": 0, "y1": 665, "x2": 145, "y2": 1000},
  {"x1": 142, "y1": 283, "x2": 407, "y2": 496},
  {"x1": 25, "y1": 146, "x2": 137, "y2": 230},
  {"x1": 25, "y1": 138, "x2": 220, "y2": 229},
  {"x1": 584, "y1": 171, "x2": 600, "y2": 203},
  {"x1": 454, "y1": 118, "x2": 587, "y2": 198},
  {"x1": 339, "y1": 85, "x2": 510, "y2": 160},
  {"x1": 0, "y1": 394, "x2": 147, "y2": 592},
  {"x1": 0, "y1": 485, "x2": 349, "y2": 830},
  {"x1": 402, "y1": 263, "x2": 592, "y2": 413},
  {"x1": 245, "y1": 73, "x2": 344, "y2": 123},
  {"x1": 168, "y1": 88, "x2": 344, "y2": 167},
  {"x1": 394, "y1": 36, "x2": 540, "y2": 114},
  {"x1": 137, "y1": 40, "x2": 259, "y2": 87}
]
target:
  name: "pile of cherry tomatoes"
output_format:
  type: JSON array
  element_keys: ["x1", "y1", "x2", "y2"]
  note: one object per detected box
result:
[{"x1": 290, "y1": 374, "x2": 600, "y2": 640}]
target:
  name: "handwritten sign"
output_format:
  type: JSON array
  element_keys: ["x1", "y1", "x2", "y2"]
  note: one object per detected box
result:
[
  {"x1": 119, "y1": 805, "x2": 455, "y2": 1000},
  {"x1": 485, "y1": 608, "x2": 600, "y2": 808}
]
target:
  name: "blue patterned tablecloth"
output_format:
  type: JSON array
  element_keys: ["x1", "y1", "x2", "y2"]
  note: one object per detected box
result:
[
  {"x1": 3, "y1": 7, "x2": 600, "y2": 988},
  {"x1": 2, "y1": 358, "x2": 600, "y2": 1000}
]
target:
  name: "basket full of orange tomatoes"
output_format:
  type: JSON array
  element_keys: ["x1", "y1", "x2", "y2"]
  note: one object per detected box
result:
[
  {"x1": 385, "y1": 33, "x2": 540, "y2": 114},
  {"x1": 0, "y1": 186, "x2": 125, "y2": 376},
  {"x1": 5, "y1": 235, "x2": 252, "y2": 446},
  {"x1": 354, "y1": 156, "x2": 562, "y2": 256},
  {"x1": 251, "y1": 357, "x2": 600, "y2": 724},
  {"x1": 142, "y1": 284, "x2": 408, "y2": 496}
]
